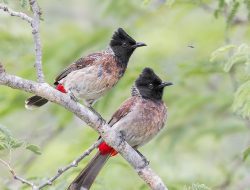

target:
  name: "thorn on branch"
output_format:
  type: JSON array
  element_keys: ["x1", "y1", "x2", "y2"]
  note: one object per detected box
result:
[
  {"x1": 32, "y1": 29, "x2": 38, "y2": 35},
  {"x1": 72, "y1": 161, "x2": 77, "y2": 167},
  {"x1": 58, "y1": 168, "x2": 63, "y2": 173},
  {"x1": 47, "y1": 181, "x2": 52, "y2": 185}
]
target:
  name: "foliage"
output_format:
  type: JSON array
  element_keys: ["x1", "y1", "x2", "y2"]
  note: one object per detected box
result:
[
  {"x1": 243, "y1": 147, "x2": 250, "y2": 161},
  {"x1": 214, "y1": 0, "x2": 250, "y2": 26},
  {"x1": 233, "y1": 80, "x2": 250, "y2": 118},
  {"x1": 210, "y1": 44, "x2": 250, "y2": 118},
  {"x1": 0, "y1": 125, "x2": 23, "y2": 150},
  {"x1": 25, "y1": 144, "x2": 42, "y2": 155},
  {"x1": 0, "y1": 125, "x2": 41, "y2": 155}
]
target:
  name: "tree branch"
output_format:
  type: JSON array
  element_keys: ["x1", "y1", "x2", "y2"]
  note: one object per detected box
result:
[
  {"x1": 38, "y1": 139, "x2": 102, "y2": 189},
  {"x1": 0, "y1": 158, "x2": 37, "y2": 189},
  {"x1": 29, "y1": 0, "x2": 44, "y2": 83},
  {"x1": 0, "y1": 4, "x2": 33, "y2": 24},
  {"x1": 0, "y1": 138, "x2": 102, "y2": 189},
  {"x1": 0, "y1": 2, "x2": 44, "y2": 82},
  {"x1": 0, "y1": 66, "x2": 168, "y2": 190}
]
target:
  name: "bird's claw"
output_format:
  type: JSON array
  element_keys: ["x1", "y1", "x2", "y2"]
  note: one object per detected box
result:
[
  {"x1": 68, "y1": 90, "x2": 78, "y2": 102},
  {"x1": 117, "y1": 130, "x2": 126, "y2": 146},
  {"x1": 142, "y1": 157, "x2": 150, "y2": 167},
  {"x1": 88, "y1": 106, "x2": 103, "y2": 121},
  {"x1": 136, "y1": 150, "x2": 150, "y2": 167}
]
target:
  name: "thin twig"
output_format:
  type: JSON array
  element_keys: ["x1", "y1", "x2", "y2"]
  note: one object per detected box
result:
[
  {"x1": 38, "y1": 139, "x2": 102, "y2": 189},
  {"x1": 0, "y1": 4, "x2": 33, "y2": 24},
  {"x1": 29, "y1": 0, "x2": 44, "y2": 83},
  {"x1": 0, "y1": 2, "x2": 44, "y2": 82},
  {"x1": 0, "y1": 158, "x2": 37, "y2": 189}
]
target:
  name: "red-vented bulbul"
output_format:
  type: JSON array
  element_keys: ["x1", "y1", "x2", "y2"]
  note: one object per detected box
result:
[
  {"x1": 25, "y1": 28, "x2": 146, "y2": 109},
  {"x1": 68, "y1": 67, "x2": 173, "y2": 190}
]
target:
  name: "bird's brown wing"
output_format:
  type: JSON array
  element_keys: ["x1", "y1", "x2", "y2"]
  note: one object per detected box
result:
[
  {"x1": 54, "y1": 52, "x2": 102, "y2": 85},
  {"x1": 108, "y1": 97, "x2": 136, "y2": 127}
]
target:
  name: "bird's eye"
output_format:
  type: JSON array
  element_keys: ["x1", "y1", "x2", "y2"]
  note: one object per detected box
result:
[
  {"x1": 122, "y1": 42, "x2": 128, "y2": 48},
  {"x1": 148, "y1": 83, "x2": 154, "y2": 89}
]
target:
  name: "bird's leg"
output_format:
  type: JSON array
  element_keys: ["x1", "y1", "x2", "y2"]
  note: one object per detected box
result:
[
  {"x1": 118, "y1": 130, "x2": 126, "y2": 146},
  {"x1": 85, "y1": 100, "x2": 103, "y2": 121},
  {"x1": 68, "y1": 90, "x2": 78, "y2": 102},
  {"x1": 135, "y1": 149, "x2": 150, "y2": 167}
]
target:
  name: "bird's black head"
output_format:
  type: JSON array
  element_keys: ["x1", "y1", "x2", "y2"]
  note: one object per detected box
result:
[
  {"x1": 110, "y1": 28, "x2": 146, "y2": 65},
  {"x1": 135, "y1": 68, "x2": 173, "y2": 101}
]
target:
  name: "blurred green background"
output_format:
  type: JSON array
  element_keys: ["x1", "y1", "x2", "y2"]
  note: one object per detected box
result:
[{"x1": 0, "y1": 0, "x2": 250, "y2": 190}]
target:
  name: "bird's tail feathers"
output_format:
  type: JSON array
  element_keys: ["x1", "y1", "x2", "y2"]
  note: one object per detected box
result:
[
  {"x1": 25, "y1": 95, "x2": 48, "y2": 110},
  {"x1": 68, "y1": 151, "x2": 110, "y2": 190}
]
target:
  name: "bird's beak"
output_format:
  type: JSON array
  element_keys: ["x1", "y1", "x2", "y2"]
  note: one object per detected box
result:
[
  {"x1": 132, "y1": 42, "x2": 147, "y2": 48},
  {"x1": 157, "y1": 82, "x2": 173, "y2": 88}
]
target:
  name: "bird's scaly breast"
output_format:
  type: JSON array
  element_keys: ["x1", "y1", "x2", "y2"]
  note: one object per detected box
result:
[
  {"x1": 113, "y1": 98, "x2": 167, "y2": 147},
  {"x1": 63, "y1": 64, "x2": 120, "y2": 101}
]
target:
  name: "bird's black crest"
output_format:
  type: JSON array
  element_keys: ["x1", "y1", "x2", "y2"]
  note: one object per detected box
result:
[
  {"x1": 135, "y1": 68, "x2": 164, "y2": 101},
  {"x1": 111, "y1": 28, "x2": 136, "y2": 45},
  {"x1": 139, "y1": 67, "x2": 162, "y2": 85}
]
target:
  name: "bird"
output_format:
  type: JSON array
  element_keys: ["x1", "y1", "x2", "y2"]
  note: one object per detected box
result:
[
  {"x1": 68, "y1": 67, "x2": 173, "y2": 190},
  {"x1": 25, "y1": 28, "x2": 146, "y2": 110}
]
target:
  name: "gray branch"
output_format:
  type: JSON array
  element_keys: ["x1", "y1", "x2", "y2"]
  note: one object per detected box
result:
[
  {"x1": 0, "y1": 2, "x2": 45, "y2": 83},
  {"x1": 38, "y1": 139, "x2": 102, "y2": 189},
  {"x1": 0, "y1": 158, "x2": 37, "y2": 189},
  {"x1": 0, "y1": 4, "x2": 33, "y2": 24},
  {"x1": 29, "y1": 0, "x2": 44, "y2": 83},
  {"x1": 0, "y1": 135, "x2": 102, "y2": 189},
  {"x1": 0, "y1": 66, "x2": 168, "y2": 190}
]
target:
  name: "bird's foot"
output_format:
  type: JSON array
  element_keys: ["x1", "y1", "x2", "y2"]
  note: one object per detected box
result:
[
  {"x1": 118, "y1": 130, "x2": 126, "y2": 146},
  {"x1": 68, "y1": 90, "x2": 78, "y2": 102},
  {"x1": 136, "y1": 150, "x2": 150, "y2": 167},
  {"x1": 88, "y1": 106, "x2": 104, "y2": 122}
]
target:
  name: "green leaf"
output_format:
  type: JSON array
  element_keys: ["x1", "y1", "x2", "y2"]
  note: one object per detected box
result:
[
  {"x1": 210, "y1": 44, "x2": 235, "y2": 62},
  {"x1": 0, "y1": 124, "x2": 12, "y2": 138},
  {"x1": 227, "y1": 1, "x2": 240, "y2": 26},
  {"x1": 233, "y1": 80, "x2": 250, "y2": 118},
  {"x1": 11, "y1": 140, "x2": 23, "y2": 149},
  {"x1": 224, "y1": 44, "x2": 250, "y2": 72},
  {"x1": 26, "y1": 144, "x2": 42, "y2": 155},
  {"x1": 214, "y1": 0, "x2": 225, "y2": 18},
  {"x1": 243, "y1": 147, "x2": 250, "y2": 161},
  {"x1": 0, "y1": 125, "x2": 24, "y2": 150},
  {"x1": 0, "y1": 141, "x2": 7, "y2": 150},
  {"x1": 224, "y1": 53, "x2": 247, "y2": 72}
]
